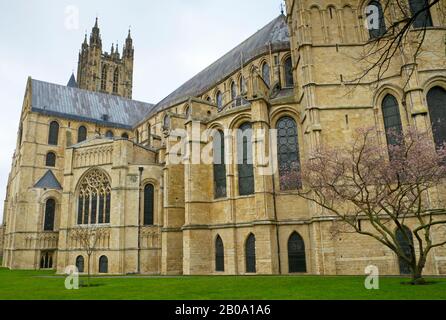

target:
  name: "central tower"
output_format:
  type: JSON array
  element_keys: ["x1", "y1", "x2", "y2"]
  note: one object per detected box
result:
[{"x1": 76, "y1": 18, "x2": 134, "y2": 99}]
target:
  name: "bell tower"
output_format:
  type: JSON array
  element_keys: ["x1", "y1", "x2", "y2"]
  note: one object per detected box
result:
[{"x1": 76, "y1": 18, "x2": 134, "y2": 99}]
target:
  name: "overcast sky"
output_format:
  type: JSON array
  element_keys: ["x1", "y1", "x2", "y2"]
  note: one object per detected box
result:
[{"x1": 0, "y1": 0, "x2": 283, "y2": 221}]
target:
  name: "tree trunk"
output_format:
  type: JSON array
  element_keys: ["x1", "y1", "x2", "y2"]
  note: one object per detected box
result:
[
  {"x1": 411, "y1": 256, "x2": 427, "y2": 285},
  {"x1": 87, "y1": 254, "x2": 91, "y2": 287}
]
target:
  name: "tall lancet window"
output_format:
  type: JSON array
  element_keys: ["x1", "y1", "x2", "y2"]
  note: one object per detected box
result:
[
  {"x1": 77, "y1": 169, "x2": 111, "y2": 225},
  {"x1": 409, "y1": 0, "x2": 433, "y2": 28},
  {"x1": 101, "y1": 65, "x2": 108, "y2": 91},
  {"x1": 213, "y1": 130, "x2": 227, "y2": 199},
  {"x1": 113, "y1": 68, "x2": 119, "y2": 94}
]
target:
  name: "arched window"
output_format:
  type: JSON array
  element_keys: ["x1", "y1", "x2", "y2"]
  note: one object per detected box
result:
[
  {"x1": 409, "y1": 0, "x2": 433, "y2": 28},
  {"x1": 44, "y1": 199, "x2": 56, "y2": 231},
  {"x1": 288, "y1": 232, "x2": 307, "y2": 273},
  {"x1": 366, "y1": 0, "x2": 387, "y2": 39},
  {"x1": 101, "y1": 65, "x2": 108, "y2": 91},
  {"x1": 113, "y1": 68, "x2": 119, "y2": 93},
  {"x1": 163, "y1": 115, "x2": 170, "y2": 130},
  {"x1": 277, "y1": 116, "x2": 301, "y2": 190},
  {"x1": 144, "y1": 184, "x2": 154, "y2": 225},
  {"x1": 99, "y1": 256, "x2": 108, "y2": 273},
  {"x1": 216, "y1": 91, "x2": 223, "y2": 110},
  {"x1": 48, "y1": 121, "x2": 59, "y2": 145},
  {"x1": 77, "y1": 169, "x2": 111, "y2": 225},
  {"x1": 105, "y1": 130, "x2": 114, "y2": 138},
  {"x1": 78, "y1": 126, "x2": 87, "y2": 143},
  {"x1": 237, "y1": 123, "x2": 254, "y2": 196},
  {"x1": 396, "y1": 226, "x2": 414, "y2": 275},
  {"x1": 231, "y1": 81, "x2": 237, "y2": 101},
  {"x1": 76, "y1": 256, "x2": 85, "y2": 273},
  {"x1": 262, "y1": 62, "x2": 270, "y2": 87},
  {"x1": 121, "y1": 132, "x2": 129, "y2": 139},
  {"x1": 284, "y1": 57, "x2": 294, "y2": 88},
  {"x1": 185, "y1": 106, "x2": 191, "y2": 118},
  {"x1": 245, "y1": 233, "x2": 256, "y2": 273},
  {"x1": 215, "y1": 235, "x2": 224, "y2": 272},
  {"x1": 239, "y1": 76, "x2": 247, "y2": 95},
  {"x1": 427, "y1": 86, "x2": 446, "y2": 149},
  {"x1": 135, "y1": 130, "x2": 140, "y2": 143},
  {"x1": 213, "y1": 130, "x2": 227, "y2": 199},
  {"x1": 382, "y1": 94, "x2": 403, "y2": 147},
  {"x1": 45, "y1": 152, "x2": 56, "y2": 167}
]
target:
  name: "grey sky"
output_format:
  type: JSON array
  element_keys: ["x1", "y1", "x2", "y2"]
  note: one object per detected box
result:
[{"x1": 0, "y1": 0, "x2": 283, "y2": 221}]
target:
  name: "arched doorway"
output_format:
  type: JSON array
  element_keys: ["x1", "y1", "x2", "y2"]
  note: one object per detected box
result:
[
  {"x1": 288, "y1": 232, "x2": 307, "y2": 273},
  {"x1": 99, "y1": 256, "x2": 108, "y2": 274},
  {"x1": 245, "y1": 234, "x2": 256, "y2": 273}
]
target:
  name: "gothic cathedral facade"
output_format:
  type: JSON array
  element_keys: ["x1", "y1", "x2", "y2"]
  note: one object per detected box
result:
[{"x1": 2, "y1": 0, "x2": 446, "y2": 275}]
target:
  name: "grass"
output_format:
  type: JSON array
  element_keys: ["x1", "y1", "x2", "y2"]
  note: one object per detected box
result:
[{"x1": 0, "y1": 268, "x2": 445, "y2": 300}]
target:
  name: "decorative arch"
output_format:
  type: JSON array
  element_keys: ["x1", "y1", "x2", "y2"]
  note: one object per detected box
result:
[
  {"x1": 215, "y1": 235, "x2": 224, "y2": 272},
  {"x1": 105, "y1": 130, "x2": 114, "y2": 138},
  {"x1": 76, "y1": 168, "x2": 111, "y2": 225},
  {"x1": 288, "y1": 232, "x2": 307, "y2": 273}
]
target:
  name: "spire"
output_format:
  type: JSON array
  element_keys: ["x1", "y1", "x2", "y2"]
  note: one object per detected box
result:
[
  {"x1": 124, "y1": 27, "x2": 134, "y2": 58},
  {"x1": 111, "y1": 43, "x2": 114, "y2": 54},
  {"x1": 90, "y1": 17, "x2": 102, "y2": 47},
  {"x1": 67, "y1": 73, "x2": 77, "y2": 88}
]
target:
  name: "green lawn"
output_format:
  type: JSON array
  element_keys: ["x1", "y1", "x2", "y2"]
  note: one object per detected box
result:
[{"x1": 0, "y1": 268, "x2": 445, "y2": 300}]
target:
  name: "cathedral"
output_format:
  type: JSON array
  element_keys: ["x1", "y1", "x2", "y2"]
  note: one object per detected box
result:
[{"x1": 2, "y1": 0, "x2": 446, "y2": 276}]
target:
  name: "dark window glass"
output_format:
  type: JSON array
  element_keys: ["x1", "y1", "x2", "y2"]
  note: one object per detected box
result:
[
  {"x1": 163, "y1": 116, "x2": 170, "y2": 129},
  {"x1": 44, "y1": 199, "x2": 56, "y2": 231},
  {"x1": 98, "y1": 194, "x2": 105, "y2": 224},
  {"x1": 77, "y1": 196, "x2": 83, "y2": 225},
  {"x1": 245, "y1": 234, "x2": 256, "y2": 273},
  {"x1": 46, "y1": 152, "x2": 56, "y2": 167},
  {"x1": 76, "y1": 256, "x2": 85, "y2": 273},
  {"x1": 213, "y1": 130, "x2": 227, "y2": 199},
  {"x1": 216, "y1": 91, "x2": 223, "y2": 110},
  {"x1": 48, "y1": 121, "x2": 59, "y2": 145},
  {"x1": 84, "y1": 196, "x2": 90, "y2": 224},
  {"x1": 101, "y1": 65, "x2": 108, "y2": 91},
  {"x1": 40, "y1": 252, "x2": 54, "y2": 269},
  {"x1": 396, "y1": 226, "x2": 414, "y2": 275},
  {"x1": 99, "y1": 256, "x2": 108, "y2": 273},
  {"x1": 288, "y1": 232, "x2": 307, "y2": 273},
  {"x1": 105, "y1": 193, "x2": 111, "y2": 223},
  {"x1": 144, "y1": 184, "x2": 154, "y2": 225},
  {"x1": 382, "y1": 94, "x2": 403, "y2": 147},
  {"x1": 91, "y1": 194, "x2": 97, "y2": 224},
  {"x1": 409, "y1": 0, "x2": 433, "y2": 28},
  {"x1": 113, "y1": 68, "x2": 119, "y2": 93},
  {"x1": 78, "y1": 126, "x2": 87, "y2": 143},
  {"x1": 284, "y1": 57, "x2": 294, "y2": 88},
  {"x1": 367, "y1": 0, "x2": 387, "y2": 39},
  {"x1": 262, "y1": 63, "x2": 270, "y2": 87},
  {"x1": 427, "y1": 86, "x2": 446, "y2": 149},
  {"x1": 277, "y1": 116, "x2": 301, "y2": 190},
  {"x1": 105, "y1": 131, "x2": 114, "y2": 138},
  {"x1": 238, "y1": 123, "x2": 254, "y2": 196},
  {"x1": 122, "y1": 132, "x2": 129, "y2": 139},
  {"x1": 215, "y1": 235, "x2": 225, "y2": 272}
]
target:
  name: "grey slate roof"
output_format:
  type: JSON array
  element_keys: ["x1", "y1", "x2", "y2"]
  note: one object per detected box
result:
[
  {"x1": 31, "y1": 79, "x2": 154, "y2": 129},
  {"x1": 34, "y1": 170, "x2": 62, "y2": 190},
  {"x1": 151, "y1": 14, "x2": 290, "y2": 114},
  {"x1": 67, "y1": 73, "x2": 78, "y2": 88}
]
